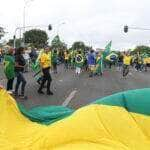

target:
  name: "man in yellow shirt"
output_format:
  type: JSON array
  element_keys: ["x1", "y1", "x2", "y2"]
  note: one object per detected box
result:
[
  {"x1": 38, "y1": 47, "x2": 53, "y2": 95},
  {"x1": 64, "y1": 50, "x2": 69, "y2": 69},
  {"x1": 123, "y1": 52, "x2": 132, "y2": 77}
]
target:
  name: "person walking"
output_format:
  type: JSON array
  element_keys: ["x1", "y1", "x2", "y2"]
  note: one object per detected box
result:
[
  {"x1": 3, "y1": 48, "x2": 15, "y2": 92},
  {"x1": 122, "y1": 52, "x2": 132, "y2": 78},
  {"x1": 38, "y1": 47, "x2": 53, "y2": 95},
  {"x1": 14, "y1": 47, "x2": 27, "y2": 99}
]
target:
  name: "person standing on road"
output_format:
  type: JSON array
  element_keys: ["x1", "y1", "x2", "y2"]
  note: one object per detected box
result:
[
  {"x1": 38, "y1": 47, "x2": 53, "y2": 95},
  {"x1": 94, "y1": 53, "x2": 103, "y2": 76},
  {"x1": 14, "y1": 47, "x2": 27, "y2": 99},
  {"x1": 75, "y1": 51, "x2": 84, "y2": 75},
  {"x1": 88, "y1": 50, "x2": 96, "y2": 77},
  {"x1": 3, "y1": 48, "x2": 15, "y2": 92},
  {"x1": 117, "y1": 53, "x2": 123, "y2": 71},
  {"x1": 52, "y1": 49, "x2": 58, "y2": 74},
  {"x1": 64, "y1": 50, "x2": 69, "y2": 69},
  {"x1": 122, "y1": 52, "x2": 132, "y2": 77},
  {"x1": 137, "y1": 54, "x2": 143, "y2": 72},
  {"x1": 143, "y1": 58, "x2": 148, "y2": 72},
  {"x1": 29, "y1": 47, "x2": 38, "y2": 63}
]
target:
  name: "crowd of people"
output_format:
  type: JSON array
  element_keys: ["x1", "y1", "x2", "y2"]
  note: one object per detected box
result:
[{"x1": 1, "y1": 46, "x2": 149, "y2": 99}]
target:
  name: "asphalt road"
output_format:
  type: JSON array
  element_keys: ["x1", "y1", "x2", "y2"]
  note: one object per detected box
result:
[{"x1": 0, "y1": 64, "x2": 150, "y2": 110}]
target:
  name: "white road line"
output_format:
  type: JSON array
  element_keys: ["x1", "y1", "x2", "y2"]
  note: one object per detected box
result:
[{"x1": 62, "y1": 90, "x2": 77, "y2": 107}]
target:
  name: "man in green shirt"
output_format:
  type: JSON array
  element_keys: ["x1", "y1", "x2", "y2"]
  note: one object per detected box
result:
[{"x1": 4, "y1": 48, "x2": 15, "y2": 91}]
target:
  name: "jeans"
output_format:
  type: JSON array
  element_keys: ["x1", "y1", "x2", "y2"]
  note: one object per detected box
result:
[
  {"x1": 123, "y1": 65, "x2": 129, "y2": 77},
  {"x1": 15, "y1": 72, "x2": 26, "y2": 95},
  {"x1": 53, "y1": 62, "x2": 57, "y2": 74},
  {"x1": 38, "y1": 67, "x2": 52, "y2": 93},
  {"x1": 7, "y1": 78, "x2": 14, "y2": 91},
  {"x1": 64, "y1": 59, "x2": 68, "y2": 69}
]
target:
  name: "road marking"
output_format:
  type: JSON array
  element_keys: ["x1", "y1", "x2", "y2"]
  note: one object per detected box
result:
[{"x1": 62, "y1": 90, "x2": 77, "y2": 107}]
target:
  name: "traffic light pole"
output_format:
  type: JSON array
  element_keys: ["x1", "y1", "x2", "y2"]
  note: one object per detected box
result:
[
  {"x1": 124, "y1": 25, "x2": 150, "y2": 33},
  {"x1": 129, "y1": 27, "x2": 150, "y2": 31}
]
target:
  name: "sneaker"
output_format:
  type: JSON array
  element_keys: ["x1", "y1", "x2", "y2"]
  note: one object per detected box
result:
[
  {"x1": 13, "y1": 92, "x2": 19, "y2": 97},
  {"x1": 38, "y1": 90, "x2": 44, "y2": 94},
  {"x1": 7, "y1": 90, "x2": 13, "y2": 94},
  {"x1": 19, "y1": 95, "x2": 28, "y2": 100},
  {"x1": 47, "y1": 91, "x2": 53, "y2": 95}
]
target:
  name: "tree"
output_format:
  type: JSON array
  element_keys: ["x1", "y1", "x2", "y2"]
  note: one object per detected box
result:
[
  {"x1": 7, "y1": 39, "x2": 22, "y2": 48},
  {"x1": 51, "y1": 35, "x2": 67, "y2": 50},
  {"x1": 71, "y1": 41, "x2": 86, "y2": 51},
  {"x1": 132, "y1": 45, "x2": 150, "y2": 55},
  {"x1": 24, "y1": 29, "x2": 48, "y2": 48}
]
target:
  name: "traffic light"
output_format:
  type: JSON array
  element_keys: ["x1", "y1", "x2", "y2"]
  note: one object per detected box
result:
[
  {"x1": 48, "y1": 24, "x2": 52, "y2": 30},
  {"x1": 124, "y1": 25, "x2": 128, "y2": 33}
]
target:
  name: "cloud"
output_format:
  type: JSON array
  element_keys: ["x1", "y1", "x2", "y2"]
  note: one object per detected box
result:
[{"x1": 1, "y1": 0, "x2": 150, "y2": 50}]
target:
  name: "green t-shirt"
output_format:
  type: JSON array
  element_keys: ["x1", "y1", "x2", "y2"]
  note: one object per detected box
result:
[
  {"x1": 4, "y1": 54, "x2": 15, "y2": 79},
  {"x1": 52, "y1": 52, "x2": 58, "y2": 64}
]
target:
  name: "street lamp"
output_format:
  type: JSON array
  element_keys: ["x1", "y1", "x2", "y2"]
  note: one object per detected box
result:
[{"x1": 23, "y1": 0, "x2": 34, "y2": 47}]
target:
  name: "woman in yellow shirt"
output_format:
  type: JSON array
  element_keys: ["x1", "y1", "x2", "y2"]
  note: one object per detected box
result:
[{"x1": 38, "y1": 47, "x2": 53, "y2": 95}]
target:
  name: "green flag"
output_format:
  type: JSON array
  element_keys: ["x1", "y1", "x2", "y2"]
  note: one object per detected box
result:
[
  {"x1": 103, "y1": 41, "x2": 112, "y2": 59},
  {"x1": 100, "y1": 41, "x2": 112, "y2": 73}
]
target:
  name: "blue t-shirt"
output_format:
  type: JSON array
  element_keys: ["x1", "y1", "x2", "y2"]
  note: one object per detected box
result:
[{"x1": 88, "y1": 53, "x2": 96, "y2": 65}]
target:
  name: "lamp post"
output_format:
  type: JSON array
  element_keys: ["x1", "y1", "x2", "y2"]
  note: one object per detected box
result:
[{"x1": 22, "y1": 0, "x2": 34, "y2": 47}]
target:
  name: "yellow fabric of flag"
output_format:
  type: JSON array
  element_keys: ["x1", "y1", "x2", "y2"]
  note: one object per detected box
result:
[{"x1": 0, "y1": 89, "x2": 150, "y2": 150}]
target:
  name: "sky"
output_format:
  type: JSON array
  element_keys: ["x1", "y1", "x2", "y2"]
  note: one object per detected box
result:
[{"x1": 0, "y1": 0, "x2": 150, "y2": 50}]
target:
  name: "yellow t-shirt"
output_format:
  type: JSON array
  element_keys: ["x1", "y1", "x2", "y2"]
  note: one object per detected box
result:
[
  {"x1": 123, "y1": 56, "x2": 132, "y2": 65},
  {"x1": 64, "y1": 52, "x2": 69, "y2": 60},
  {"x1": 39, "y1": 52, "x2": 51, "y2": 69}
]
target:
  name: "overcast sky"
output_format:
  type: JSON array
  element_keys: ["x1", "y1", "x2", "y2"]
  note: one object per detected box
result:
[{"x1": 0, "y1": 0, "x2": 150, "y2": 50}]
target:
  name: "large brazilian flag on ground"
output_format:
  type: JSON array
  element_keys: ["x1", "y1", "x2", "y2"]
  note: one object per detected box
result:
[{"x1": 0, "y1": 87, "x2": 150, "y2": 149}]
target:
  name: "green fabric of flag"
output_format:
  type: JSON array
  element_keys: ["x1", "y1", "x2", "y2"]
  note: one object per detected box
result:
[
  {"x1": 75, "y1": 54, "x2": 84, "y2": 68},
  {"x1": 4, "y1": 54, "x2": 15, "y2": 79},
  {"x1": 95, "y1": 57, "x2": 103, "y2": 74},
  {"x1": 103, "y1": 41, "x2": 112, "y2": 59}
]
